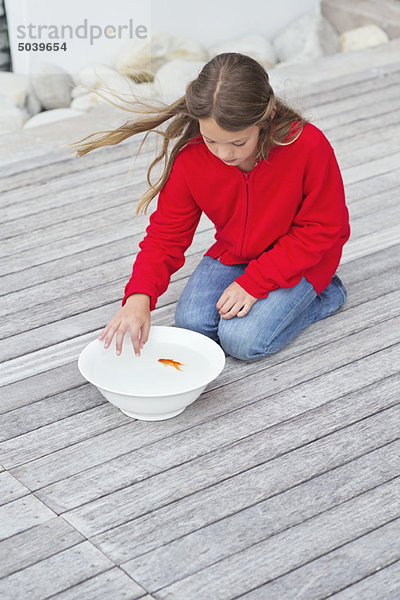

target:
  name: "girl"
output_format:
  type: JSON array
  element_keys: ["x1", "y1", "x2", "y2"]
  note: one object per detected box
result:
[{"x1": 72, "y1": 52, "x2": 350, "y2": 361}]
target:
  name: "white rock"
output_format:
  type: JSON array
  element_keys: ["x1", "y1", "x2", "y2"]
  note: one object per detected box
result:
[
  {"x1": 73, "y1": 64, "x2": 164, "y2": 111},
  {"x1": 273, "y1": 11, "x2": 340, "y2": 64},
  {"x1": 73, "y1": 64, "x2": 140, "y2": 100},
  {"x1": 115, "y1": 30, "x2": 208, "y2": 76},
  {"x1": 167, "y1": 36, "x2": 208, "y2": 63},
  {"x1": 209, "y1": 34, "x2": 277, "y2": 69},
  {"x1": 340, "y1": 25, "x2": 389, "y2": 53},
  {"x1": 71, "y1": 84, "x2": 91, "y2": 99},
  {"x1": 70, "y1": 93, "x2": 101, "y2": 111},
  {"x1": 29, "y1": 62, "x2": 73, "y2": 110},
  {"x1": 23, "y1": 108, "x2": 84, "y2": 129},
  {"x1": 70, "y1": 81, "x2": 162, "y2": 111},
  {"x1": 0, "y1": 107, "x2": 27, "y2": 135},
  {"x1": 74, "y1": 64, "x2": 122, "y2": 89},
  {"x1": 25, "y1": 85, "x2": 42, "y2": 116},
  {"x1": 0, "y1": 72, "x2": 30, "y2": 108},
  {"x1": 155, "y1": 59, "x2": 206, "y2": 102},
  {"x1": 0, "y1": 72, "x2": 42, "y2": 117}
]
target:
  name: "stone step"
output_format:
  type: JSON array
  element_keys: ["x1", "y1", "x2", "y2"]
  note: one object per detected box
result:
[
  {"x1": 269, "y1": 37, "x2": 400, "y2": 97},
  {"x1": 321, "y1": 0, "x2": 400, "y2": 39}
]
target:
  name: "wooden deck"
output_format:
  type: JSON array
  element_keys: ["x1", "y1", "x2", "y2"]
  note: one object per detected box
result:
[{"x1": 1, "y1": 44, "x2": 400, "y2": 599}]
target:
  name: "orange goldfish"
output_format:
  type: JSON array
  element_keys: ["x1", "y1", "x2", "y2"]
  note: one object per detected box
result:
[{"x1": 158, "y1": 358, "x2": 184, "y2": 371}]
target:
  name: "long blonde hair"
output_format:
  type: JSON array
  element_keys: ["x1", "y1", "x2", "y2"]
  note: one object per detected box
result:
[{"x1": 69, "y1": 52, "x2": 307, "y2": 214}]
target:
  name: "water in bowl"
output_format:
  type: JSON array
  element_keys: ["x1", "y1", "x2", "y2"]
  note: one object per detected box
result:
[{"x1": 91, "y1": 340, "x2": 214, "y2": 396}]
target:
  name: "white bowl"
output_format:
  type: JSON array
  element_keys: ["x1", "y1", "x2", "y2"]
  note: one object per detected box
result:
[{"x1": 78, "y1": 325, "x2": 226, "y2": 421}]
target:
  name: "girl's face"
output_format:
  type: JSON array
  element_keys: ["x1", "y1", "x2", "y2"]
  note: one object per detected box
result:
[{"x1": 199, "y1": 118, "x2": 260, "y2": 171}]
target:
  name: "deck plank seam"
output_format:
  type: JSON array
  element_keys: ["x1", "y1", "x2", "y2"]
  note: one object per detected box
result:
[
  {"x1": 120, "y1": 512, "x2": 400, "y2": 596},
  {"x1": 6, "y1": 373, "x2": 399, "y2": 496}
]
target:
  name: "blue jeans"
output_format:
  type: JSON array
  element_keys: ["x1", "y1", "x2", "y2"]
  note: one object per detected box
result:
[{"x1": 174, "y1": 256, "x2": 347, "y2": 361}]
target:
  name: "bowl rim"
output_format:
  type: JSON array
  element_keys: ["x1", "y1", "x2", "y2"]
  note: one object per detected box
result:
[{"x1": 78, "y1": 325, "x2": 226, "y2": 398}]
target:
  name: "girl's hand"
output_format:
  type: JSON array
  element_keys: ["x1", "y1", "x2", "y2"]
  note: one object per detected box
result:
[
  {"x1": 216, "y1": 282, "x2": 257, "y2": 319},
  {"x1": 98, "y1": 293, "x2": 151, "y2": 356}
]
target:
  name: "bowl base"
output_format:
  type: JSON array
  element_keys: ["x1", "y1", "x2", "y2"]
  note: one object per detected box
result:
[{"x1": 120, "y1": 407, "x2": 186, "y2": 421}]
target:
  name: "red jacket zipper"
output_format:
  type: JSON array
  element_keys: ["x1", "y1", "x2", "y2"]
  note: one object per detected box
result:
[{"x1": 240, "y1": 170, "x2": 250, "y2": 256}]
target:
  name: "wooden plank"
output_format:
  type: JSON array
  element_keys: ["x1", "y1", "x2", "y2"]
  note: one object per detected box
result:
[
  {"x1": 0, "y1": 179, "x2": 146, "y2": 238},
  {"x1": 92, "y1": 438, "x2": 398, "y2": 565},
  {"x1": 2, "y1": 115, "x2": 397, "y2": 234},
  {"x1": 0, "y1": 149, "x2": 152, "y2": 220},
  {"x1": 1, "y1": 188, "x2": 398, "y2": 300},
  {"x1": 0, "y1": 270, "x2": 397, "y2": 443},
  {"x1": 342, "y1": 151, "x2": 400, "y2": 185},
  {"x1": 324, "y1": 108, "x2": 398, "y2": 143},
  {"x1": 0, "y1": 223, "x2": 211, "y2": 296},
  {"x1": 119, "y1": 488, "x2": 400, "y2": 595},
  {"x1": 228, "y1": 521, "x2": 400, "y2": 600},
  {"x1": 0, "y1": 385, "x2": 104, "y2": 443},
  {"x1": 1, "y1": 263, "x2": 399, "y2": 376},
  {"x1": 344, "y1": 169, "x2": 400, "y2": 205},
  {"x1": 0, "y1": 110, "x2": 397, "y2": 227},
  {"x1": 0, "y1": 136, "x2": 150, "y2": 194},
  {"x1": 0, "y1": 226, "x2": 212, "y2": 320},
  {"x1": 0, "y1": 494, "x2": 56, "y2": 540},
  {"x1": 0, "y1": 191, "x2": 151, "y2": 258},
  {"x1": 326, "y1": 559, "x2": 400, "y2": 600},
  {"x1": 0, "y1": 211, "x2": 210, "y2": 278},
  {"x1": 0, "y1": 517, "x2": 84, "y2": 579},
  {"x1": 13, "y1": 340, "x2": 400, "y2": 504},
  {"x1": 1, "y1": 181, "x2": 396, "y2": 319},
  {"x1": 0, "y1": 404, "x2": 129, "y2": 469},
  {"x1": 308, "y1": 85, "x2": 399, "y2": 128},
  {"x1": 0, "y1": 233, "x2": 398, "y2": 369},
  {"x1": 302, "y1": 67, "x2": 400, "y2": 108},
  {"x1": 286, "y1": 62, "x2": 400, "y2": 103},
  {"x1": 0, "y1": 471, "x2": 30, "y2": 506},
  {"x1": 0, "y1": 244, "x2": 397, "y2": 415},
  {"x1": 0, "y1": 133, "x2": 143, "y2": 179},
  {"x1": 1, "y1": 114, "x2": 397, "y2": 232},
  {"x1": 339, "y1": 243, "x2": 400, "y2": 283},
  {"x1": 63, "y1": 389, "x2": 398, "y2": 546},
  {"x1": 0, "y1": 284, "x2": 398, "y2": 408},
  {"x1": 341, "y1": 224, "x2": 400, "y2": 264},
  {"x1": 0, "y1": 362, "x2": 86, "y2": 414},
  {"x1": 333, "y1": 124, "x2": 400, "y2": 168},
  {"x1": 48, "y1": 568, "x2": 149, "y2": 600},
  {"x1": 0, "y1": 541, "x2": 114, "y2": 600},
  {"x1": 127, "y1": 479, "x2": 398, "y2": 597},
  {"x1": 0, "y1": 229, "x2": 395, "y2": 351}
]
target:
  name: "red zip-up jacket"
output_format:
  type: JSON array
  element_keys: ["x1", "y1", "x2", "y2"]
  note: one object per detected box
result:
[{"x1": 122, "y1": 122, "x2": 350, "y2": 310}]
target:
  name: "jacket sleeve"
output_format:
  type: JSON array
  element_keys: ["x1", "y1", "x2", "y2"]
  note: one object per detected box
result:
[
  {"x1": 234, "y1": 139, "x2": 350, "y2": 298},
  {"x1": 122, "y1": 153, "x2": 202, "y2": 310}
]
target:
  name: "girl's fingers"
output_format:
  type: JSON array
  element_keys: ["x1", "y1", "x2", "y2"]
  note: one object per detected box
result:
[
  {"x1": 236, "y1": 304, "x2": 249, "y2": 317},
  {"x1": 115, "y1": 327, "x2": 128, "y2": 355},
  {"x1": 140, "y1": 320, "x2": 151, "y2": 348},
  {"x1": 219, "y1": 298, "x2": 235, "y2": 316},
  {"x1": 221, "y1": 301, "x2": 242, "y2": 319},
  {"x1": 103, "y1": 323, "x2": 118, "y2": 348},
  {"x1": 98, "y1": 325, "x2": 112, "y2": 341},
  {"x1": 130, "y1": 328, "x2": 141, "y2": 356}
]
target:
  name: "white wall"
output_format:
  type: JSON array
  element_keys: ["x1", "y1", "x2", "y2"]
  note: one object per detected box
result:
[{"x1": 151, "y1": 0, "x2": 320, "y2": 47}]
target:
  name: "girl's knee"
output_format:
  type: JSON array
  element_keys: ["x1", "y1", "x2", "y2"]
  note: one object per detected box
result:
[
  {"x1": 174, "y1": 302, "x2": 202, "y2": 332},
  {"x1": 218, "y1": 320, "x2": 270, "y2": 361},
  {"x1": 174, "y1": 301, "x2": 219, "y2": 340}
]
